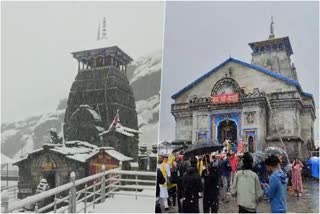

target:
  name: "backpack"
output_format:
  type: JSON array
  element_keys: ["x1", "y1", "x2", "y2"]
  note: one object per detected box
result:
[{"x1": 170, "y1": 166, "x2": 179, "y2": 184}]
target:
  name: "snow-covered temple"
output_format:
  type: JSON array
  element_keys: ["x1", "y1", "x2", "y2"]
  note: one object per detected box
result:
[{"x1": 13, "y1": 21, "x2": 143, "y2": 199}]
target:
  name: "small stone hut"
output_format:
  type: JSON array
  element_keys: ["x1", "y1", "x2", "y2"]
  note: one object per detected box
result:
[{"x1": 13, "y1": 141, "x2": 132, "y2": 199}]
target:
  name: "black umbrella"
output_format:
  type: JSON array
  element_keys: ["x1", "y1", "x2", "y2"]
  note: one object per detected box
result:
[
  {"x1": 252, "y1": 151, "x2": 266, "y2": 166},
  {"x1": 172, "y1": 145, "x2": 185, "y2": 153},
  {"x1": 184, "y1": 140, "x2": 224, "y2": 157}
]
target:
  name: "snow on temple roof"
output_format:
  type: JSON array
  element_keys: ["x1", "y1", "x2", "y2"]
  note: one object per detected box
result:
[
  {"x1": 14, "y1": 141, "x2": 132, "y2": 164},
  {"x1": 106, "y1": 149, "x2": 133, "y2": 162}
]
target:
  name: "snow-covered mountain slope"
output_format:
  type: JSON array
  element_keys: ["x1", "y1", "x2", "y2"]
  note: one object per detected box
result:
[
  {"x1": 1, "y1": 111, "x2": 65, "y2": 160},
  {"x1": 127, "y1": 50, "x2": 162, "y2": 102},
  {"x1": 136, "y1": 94, "x2": 160, "y2": 147},
  {"x1": 1, "y1": 50, "x2": 161, "y2": 160}
]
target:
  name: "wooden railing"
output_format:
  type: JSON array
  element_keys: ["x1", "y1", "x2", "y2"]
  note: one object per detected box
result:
[{"x1": 1, "y1": 166, "x2": 156, "y2": 213}]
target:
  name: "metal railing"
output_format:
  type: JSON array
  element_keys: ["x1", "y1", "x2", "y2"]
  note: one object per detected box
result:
[
  {"x1": 1, "y1": 170, "x2": 19, "y2": 181},
  {"x1": 1, "y1": 185, "x2": 18, "y2": 201},
  {"x1": 1, "y1": 166, "x2": 156, "y2": 213}
]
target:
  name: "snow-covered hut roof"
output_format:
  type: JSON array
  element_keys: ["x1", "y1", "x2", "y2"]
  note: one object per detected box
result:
[
  {"x1": 13, "y1": 141, "x2": 132, "y2": 165},
  {"x1": 105, "y1": 149, "x2": 133, "y2": 162}
]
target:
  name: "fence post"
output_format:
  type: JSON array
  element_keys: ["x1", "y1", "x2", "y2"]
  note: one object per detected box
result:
[
  {"x1": 53, "y1": 195, "x2": 57, "y2": 213},
  {"x1": 119, "y1": 161, "x2": 123, "y2": 186},
  {"x1": 6, "y1": 163, "x2": 9, "y2": 187},
  {"x1": 35, "y1": 203, "x2": 39, "y2": 213},
  {"x1": 93, "y1": 181, "x2": 96, "y2": 209},
  {"x1": 13, "y1": 187, "x2": 16, "y2": 200},
  {"x1": 101, "y1": 165, "x2": 106, "y2": 203},
  {"x1": 1, "y1": 190, "x2": 9, "y2": 213},
  {"x1": 135, "y1": 175, "x2": 138, "y2": 200},
  {"x1": 84, "y1": 184, "x2": 87, "y2": 213},
  {"x1": 69, "y1": 172, "x2": 76, "y2": 213},
  {"x1": 68, "y1": 191, "x2": 72, "y2": 213}
]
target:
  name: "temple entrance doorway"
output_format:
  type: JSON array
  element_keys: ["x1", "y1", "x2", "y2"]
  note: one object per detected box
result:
[
  {"x1": 43, "y1": 171, "x2": 56, "y2": 189},
  {"x1": 248, "y1": 136, "x2": 254, "y2": 153},
  {"x1": 217, "y1": 120, "x2": 237, "y2": 144}
]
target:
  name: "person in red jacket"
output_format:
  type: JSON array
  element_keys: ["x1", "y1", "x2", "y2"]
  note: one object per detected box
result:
[{"x1": 229, "y1": 151, "x2": 238, "y2": 188}]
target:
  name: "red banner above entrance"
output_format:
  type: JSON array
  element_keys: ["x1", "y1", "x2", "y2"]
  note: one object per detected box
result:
[{"x1": 211, "y1": 93, "x2": 239, "y2": 104}]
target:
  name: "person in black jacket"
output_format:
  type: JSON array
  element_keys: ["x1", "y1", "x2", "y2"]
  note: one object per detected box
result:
[
  {"x1": 176, "y1": 156, "x2": 189, "y2": 213},
  {"x1": 182, "y1": 157, "x2": 203, "y2": 213},
  {"x1": 202, "y1": 161, "x2": 220, "y2": 213},
  {"x1": 156, "y1": 168, "x2": 166, "y2": 213}
]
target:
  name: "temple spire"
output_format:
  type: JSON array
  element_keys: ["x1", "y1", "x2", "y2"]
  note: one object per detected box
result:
[
  {"x1": 269, "y1": 16, "x2": 275, "y2": 39},
  {"x1": 97, "y1": 21, "x2": 101, "y2": 40},
  {"x1": 97, "y1": 17, "x2": 108, "y2": 41},
  {"x1": 101, "y1": 17, "x2": 108, "y2": 40}
]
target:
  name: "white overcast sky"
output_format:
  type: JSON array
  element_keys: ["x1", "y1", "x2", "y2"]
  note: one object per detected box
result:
[
  {"x1": 1, "y1": 1, "x2": 164, "y2": 122},
  {"x1": 159, "y1": 1, "x2": 319, "y2": 143}
]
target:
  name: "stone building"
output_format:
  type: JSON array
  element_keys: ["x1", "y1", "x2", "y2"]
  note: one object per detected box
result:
[
  {"x1": 171, "y1": 21, "x2": 316, "y2": 159},
  {"x1": 13, "y1": 35, "x2": 141, "y2": 199},
  {"x1": 64, "y1": 45, "x2": 139, "y2": 158},
  {"x1": 13, "y1": 142, "x2": 132, "y2": 199}
]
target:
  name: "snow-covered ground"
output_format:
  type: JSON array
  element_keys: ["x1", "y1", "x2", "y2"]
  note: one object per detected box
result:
[{"x1": 88, "y1": 190, "x2": 155, "y2": 213}]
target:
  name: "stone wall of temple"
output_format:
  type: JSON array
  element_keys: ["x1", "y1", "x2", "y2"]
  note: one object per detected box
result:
[
  {"x1": 242, "y1": 104, "x2": 267, "y2": 151},
  {"x1": 192, "y1": 111, "x2": 210, "y2": 141},
  {"x1": 251, "y1": 50, "x2": 296, "y2": 80},
  {"x1": 301, "y1": 110, "x2": 315, "y2": 159},
  {"x1": 64, "y1": 66, "x2": 138, "y2": 148},
  {"x1": 175, "y1": 115, "x2": 193, "y2": 141}
]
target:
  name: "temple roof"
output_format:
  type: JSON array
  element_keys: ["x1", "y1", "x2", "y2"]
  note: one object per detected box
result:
[
  {"x1": 71, "y1": 45, "x2": 133, "y2": 64},
  {"x1": 13, "y1": 141, "x2": 133, "y2": 165},
  {"x1": 171, "y1": 57, "x2": 312, "y2": 99},
  {"x1": 248, "y1": 36, "x2": 293, "y2": 56}
]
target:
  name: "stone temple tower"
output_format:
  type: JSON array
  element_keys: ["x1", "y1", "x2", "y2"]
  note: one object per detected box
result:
[
  {"x1": 63, "y1": 43, "x2": 139, "y2": 154},
  {"x1": 248, "y1": 17, "x2": 298, "y2": 80}
]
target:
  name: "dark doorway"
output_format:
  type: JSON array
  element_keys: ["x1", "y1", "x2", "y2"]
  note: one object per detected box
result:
[
  {"x1": 43, "y1": 171, "x2": 56, "y2": 189},
  {"x1": 248, "y1": 136, "x2": 254, "y2": 153},
  {"x1": 217, "y1": 120, "x2": 237, "y2": 144}
]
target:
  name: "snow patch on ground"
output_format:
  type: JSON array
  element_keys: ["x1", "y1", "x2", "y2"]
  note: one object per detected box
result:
[{"x1": 88, "y1": 190, "x2": 155, "y2": 213}]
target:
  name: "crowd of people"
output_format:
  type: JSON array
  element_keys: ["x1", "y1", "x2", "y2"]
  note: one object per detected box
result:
[{"x1": 155, "y1": 149, "x2": 306, "y2": 213}]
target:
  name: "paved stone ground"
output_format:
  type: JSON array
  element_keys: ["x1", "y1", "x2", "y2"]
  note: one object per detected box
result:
[{"x1": 165, "y1": 178, "x2": 319, "y2": 213}]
